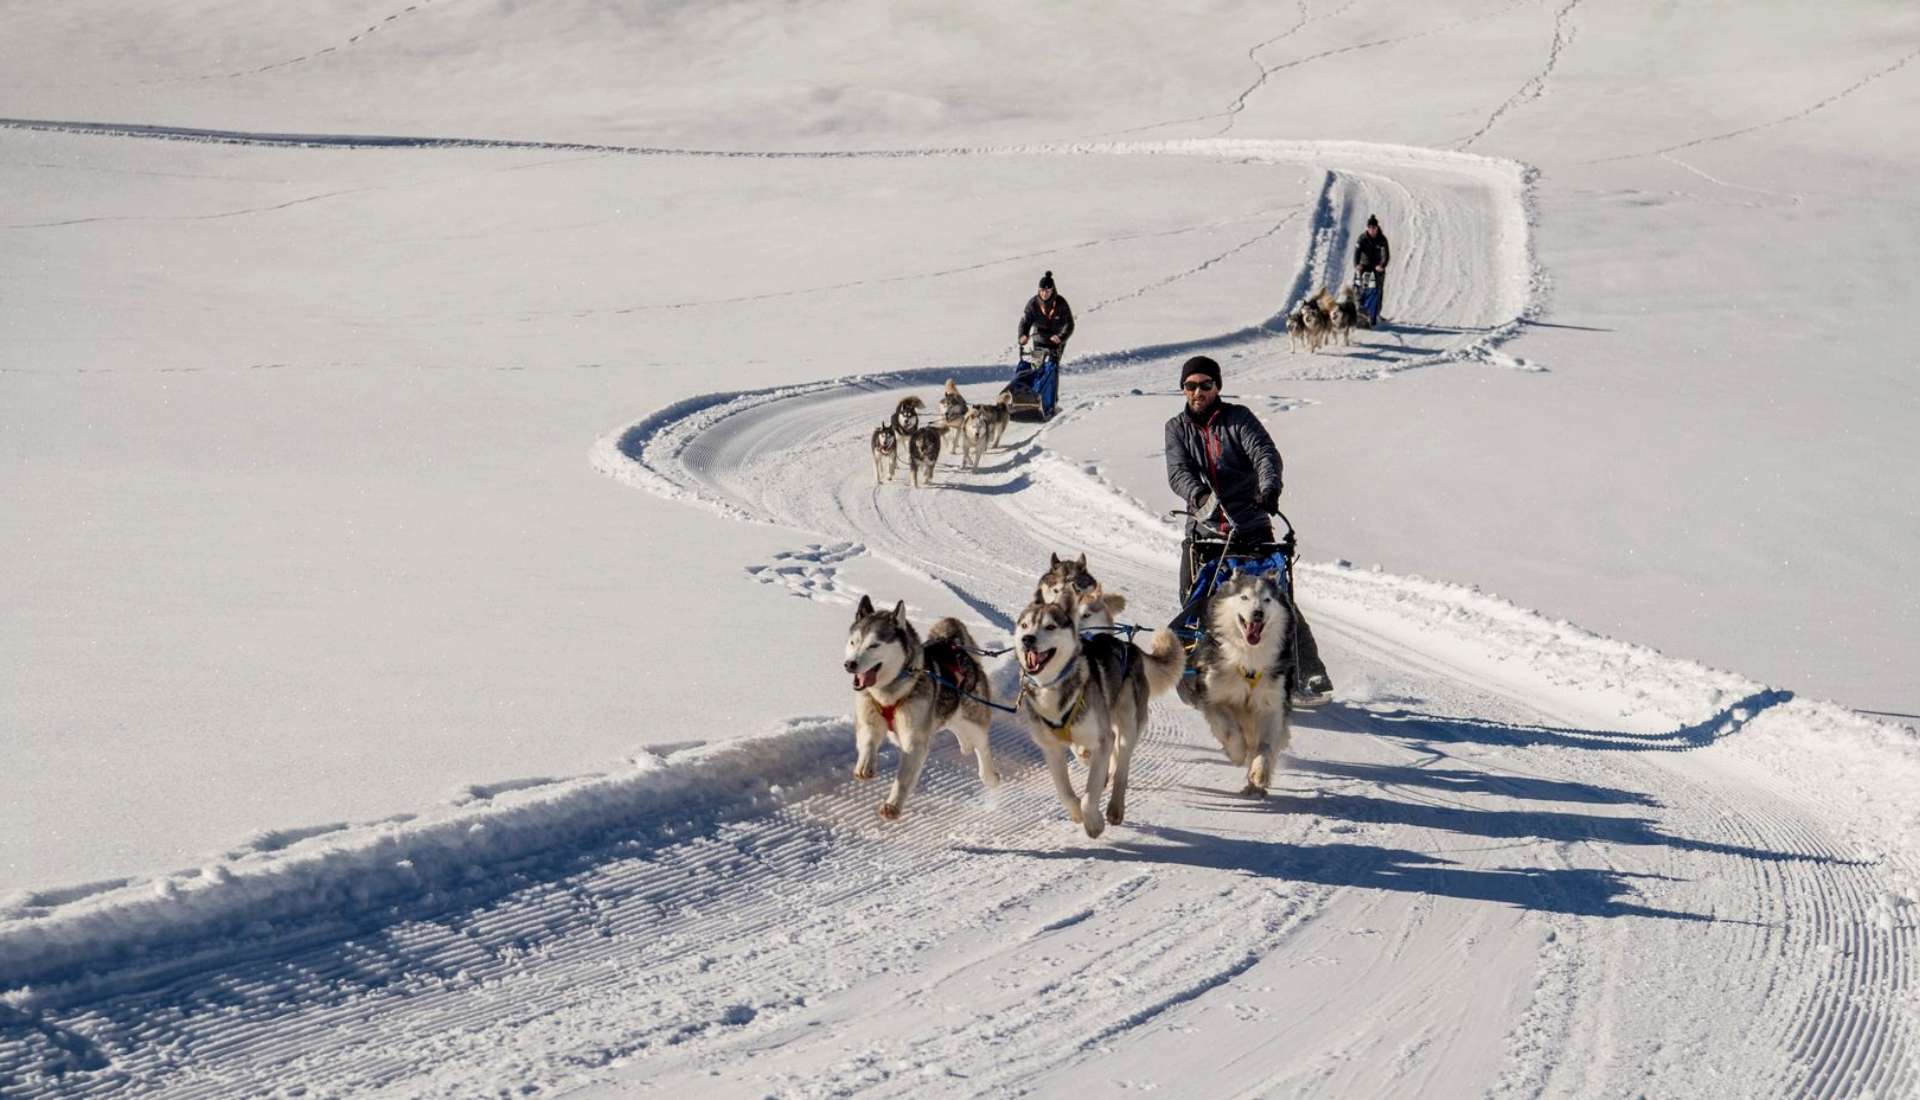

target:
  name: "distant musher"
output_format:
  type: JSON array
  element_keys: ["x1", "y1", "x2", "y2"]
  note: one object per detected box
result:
[
  {"x1": 1353, "y1": 215, "x2": 1390, "y2": 326},
  {"x1": 1165, "y1": 355, "x2": 1333, "y2": 707}
]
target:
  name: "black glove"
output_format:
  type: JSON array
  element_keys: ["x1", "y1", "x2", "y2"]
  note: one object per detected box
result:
[{"x1": 1260, "y1": 488, "x2": 1281, "y2": 515}]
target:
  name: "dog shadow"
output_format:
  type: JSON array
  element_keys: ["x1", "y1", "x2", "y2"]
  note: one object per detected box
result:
[{"x1": 959, "y1": 823, "x2": 1714, "y2": 923}]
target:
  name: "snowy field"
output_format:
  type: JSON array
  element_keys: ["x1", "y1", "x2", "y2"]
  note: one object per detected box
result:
[{"x1": 4, "y1": 1, "x2": 1920, "y2": 1096}]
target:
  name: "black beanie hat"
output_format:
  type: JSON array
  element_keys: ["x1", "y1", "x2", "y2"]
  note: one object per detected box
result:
[
  {"x1": 1180, "y1": 355, "x2": 1222, "y2": 389},
  {"x1": 1038, "y1": 270, "x2": 1055, "y2": 290},
  {"x1": 1366, "y1": 214, "x2": 1379, "y2": 227}
]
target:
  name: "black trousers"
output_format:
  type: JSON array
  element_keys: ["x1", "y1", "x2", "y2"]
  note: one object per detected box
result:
[{"x1": 1179, "y1": 535, "x2": 1327, "y2": 684}]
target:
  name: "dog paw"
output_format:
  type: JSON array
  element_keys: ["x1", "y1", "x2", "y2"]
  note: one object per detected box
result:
[
  {"x1": 1066, "y1": 804, "x2": 1084, "y2": 824},
  {"x1": 853, "y1": 765, "x2": 875, "y2": 780},
  {"x1": 878, "y1": 801, "x2": 902, "y2": 820},
  {"x1": 1105, "y1": 803, "x2": 1125, "y2": 826},
  {"x1": 1072, "y1": 745, "x2": 1091, "y2": 763},
  {"x1": 1082, "y1": 818, "x2": 1106, "y2": 839},
  {"x1": 1238, "y1": 782, "x2": 1267, "y2": 799},
  {"x1": 982, "y1": 768, "x2": 1002, "y2": 787}
]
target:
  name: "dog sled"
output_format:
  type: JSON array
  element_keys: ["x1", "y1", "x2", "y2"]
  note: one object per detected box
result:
[
  {"x1": 1352, "y1": 269, "x2": 1381, "y2": 329},
  {"x1": 1171, "y1": 511, "x2": 1298, "y2": 640},
  {"x1": 1001, "y1": 342, "x2": 1060, "y2": 421}
]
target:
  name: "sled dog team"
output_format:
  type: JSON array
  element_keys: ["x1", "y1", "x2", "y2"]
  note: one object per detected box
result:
[
  {"x1": 1285, "y1": 286, "x2": 1360, "y2": 354},
  {"x1": 844, "y1": 553, "x2": 1297, "y2": 838},
  {"x1": 870, "y1": 380, "x2": 1013, "y2": 487}
]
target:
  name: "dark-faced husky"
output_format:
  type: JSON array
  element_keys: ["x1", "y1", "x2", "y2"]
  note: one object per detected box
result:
[
  {"x1": 870, "y1": 423, "x2": 899, "y2": 484},
  {"x1": 908, "y1": 425, "x2": 942, "y2": 486},
  {"x1": 1014, "y1": 598, "x2": 1182, "y2": 836},
  {"x1": 1174, "y1": 570, "x2": 1294, "y2": 796},
  {"x1": 844, "y1": 596, "x2": 999, "y2": 819},
  {"x1": 890, "y1": 395, "x2": 924, "y2": 437}
]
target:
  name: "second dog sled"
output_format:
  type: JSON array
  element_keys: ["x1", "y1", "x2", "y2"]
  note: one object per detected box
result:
[{"x1": 1001, "y1": 342, "x2": 1060, "y2": 421}]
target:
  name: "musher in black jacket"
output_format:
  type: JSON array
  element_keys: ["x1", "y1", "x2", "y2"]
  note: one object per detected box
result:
[
  {"x1": 1018, "y1": 271, "x2": 1074, "y2": 360},
  {"x1": 1353, "y1": 215, "x2": 1390, "y2": 325},
  {"x1": 1165, "y1": 354, "x2": 1333, "y2": 706}
]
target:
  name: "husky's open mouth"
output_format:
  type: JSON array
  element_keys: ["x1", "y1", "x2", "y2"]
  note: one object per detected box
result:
[
  {"x1": 1241, "y1": 613, "x2": 1265, "y2": 646},
  {"x1": 851, "y1": 663, "x2": 881, "y2": 691},
  {"x1": 1022, "y1": 647, "x2": 1056, "y2": 675}
]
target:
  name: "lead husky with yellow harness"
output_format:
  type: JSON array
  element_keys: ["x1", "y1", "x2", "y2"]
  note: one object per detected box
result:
[
  {"x1": 1175, "y1": 570, "x2": 1294, "y2": 796},
  {"x1": 844, "y1": 595, "x2": 999, "y2": 819},
  {"x1": 1013, "y1": 598, "x2": 1182, "y2": 837}
]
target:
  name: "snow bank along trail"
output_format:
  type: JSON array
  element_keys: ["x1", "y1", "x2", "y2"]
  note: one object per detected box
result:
[{"x1": 4, "y1": 142, "x2": 1918, "y2": 1098}]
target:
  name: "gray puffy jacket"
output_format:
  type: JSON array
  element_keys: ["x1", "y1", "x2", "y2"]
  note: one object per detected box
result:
[{"x1": 1164, "y1": 401, "x2": 1283, "y2": 539}]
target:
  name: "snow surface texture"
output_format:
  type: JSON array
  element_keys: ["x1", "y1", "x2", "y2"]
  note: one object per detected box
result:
[{"x1": 5, "y1": 1, "x2": 1920, "y2": 1096}]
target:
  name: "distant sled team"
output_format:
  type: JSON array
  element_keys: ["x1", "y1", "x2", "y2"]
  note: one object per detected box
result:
[{"x1": 869, "y1": 380, "x2": 1012, "y2": 487}]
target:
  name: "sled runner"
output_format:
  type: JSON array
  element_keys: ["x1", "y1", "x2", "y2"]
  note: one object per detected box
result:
[{"x1": 1001, "y1": 343, "x2": 1060, "y2": 421}]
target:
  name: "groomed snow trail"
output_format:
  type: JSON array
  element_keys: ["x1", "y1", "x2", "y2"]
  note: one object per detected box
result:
[{"x1": 4, "y1": 143, "x2": 1916, "y2": 1099}]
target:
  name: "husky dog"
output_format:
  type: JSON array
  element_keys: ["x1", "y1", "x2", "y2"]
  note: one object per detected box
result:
[
  {"x1": 1034, "y1": 552, "x2": 1096, "y2": 606},
  {"x1": 960, "y1": 389, "x2": 1021, "y2": 468},
  {"x1": 977, "y1": 391, "x2": 1012, "y2": 451},
  {"x1": 1297, "y1": 297, "x2": 1330, "y2": 353},
  {"x1": 1033, "y1": 552, "x2": 1125, "y2": 632},
  {"x1": 937, "y1": 379, "x2": 970, "y2": 455},
  {"x1": 844, "y1": 595, "x2": 999, "y2": 818},
  {"x1": 891, "y1": 395, "x2": 924, "y2": 438},
  {"x1": 1285, "y1": 307, "x2": 1309, "y2": 353},
  {"x1": 960, "y1": 404, "x2": 993, "y2": 470},
  {"x1": 1014, "y1": 599, "x2": 1183, "y2": 836},
  {"x1": 908, "y1": 425, "x2": 942, "y2": 486},
  {"x1": 1175, "y1": 570, "x2": 1294, "y2": 796},
  {"x1": 870, "y1": 423, "x2": 899, "y2": 484},
  {"x1": 1328, "y1": 287, "x2": 1359, "y2": 346}
]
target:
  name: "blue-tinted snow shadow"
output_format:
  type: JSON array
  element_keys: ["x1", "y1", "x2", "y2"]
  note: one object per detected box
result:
[
  {"x1": 961, "y1": 825, "x2": 1710, "y2": 923},
  {"x1": 1307, "y1": 688, "x2": 1796, "y2": 754}
]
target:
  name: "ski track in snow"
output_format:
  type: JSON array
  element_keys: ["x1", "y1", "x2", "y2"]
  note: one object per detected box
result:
[{"x1": 4, "y1": 140, "x2": 1920, "y2": 1098}]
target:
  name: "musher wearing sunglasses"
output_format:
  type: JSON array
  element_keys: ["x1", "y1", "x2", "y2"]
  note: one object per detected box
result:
[{"x1": 1164, "y1": 355, "x2": 1333, "y2": 706}]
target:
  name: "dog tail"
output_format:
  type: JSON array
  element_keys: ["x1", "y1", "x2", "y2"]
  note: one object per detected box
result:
[
  {"x1": 995, "y1": 391, "x2": 1012, "y2": 407},
  {"x1": 1139, "y1": 627, "x2": 1185, "y2": 698}
]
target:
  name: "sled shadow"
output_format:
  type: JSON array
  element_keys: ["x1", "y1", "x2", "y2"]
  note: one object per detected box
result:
[
  {"x1": 1307, "y1": 689, "x2": 1795, "y2": 755},
  {"x1": 960, "y1": 825, "x2": 1714, "y2": 923},
  {"x1": 1191, "y1": 785, "x2": 1857, "y2": 869}
]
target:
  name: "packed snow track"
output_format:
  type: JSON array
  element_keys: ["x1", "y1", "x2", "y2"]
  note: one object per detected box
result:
[{"x1": 3, "y1": 142, "x2": 1916, "y2": 1099}]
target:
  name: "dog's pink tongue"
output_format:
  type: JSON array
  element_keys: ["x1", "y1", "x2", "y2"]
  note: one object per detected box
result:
[
  {"x1": 852, "y1": 666, "x2": 876, "y2": 690},
  {"x1": 1024, "y1": 651, "x2": 1042, "y2": 673},
  {"x1": 1246, "y1": 619, "x2": 1265, "y2": 645}
]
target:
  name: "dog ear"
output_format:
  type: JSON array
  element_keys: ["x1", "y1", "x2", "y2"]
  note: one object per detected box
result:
[
  {"x1": 1075, "y1": 553, "x2": 1087, "y2": 570},
  {"x1": 855, "y1": 594, "x2": 874, "y2": 619},
  {"x1": 1049, "y1": 552, "x2": 1060, "y2": 567},
  {"x1": 891, "y1": 600, "x2": 908, "y2": 625}
]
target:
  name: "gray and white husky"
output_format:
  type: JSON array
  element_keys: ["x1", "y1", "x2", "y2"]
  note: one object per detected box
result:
[
  {"x1": 1174, "y1": 570, "x2": 1294, "y2": 796},
  {"x1": 843, "y1": 595, "x2": 999, "y2": 819},
  {"x1": 1328, "y1": 287, "x2": 1358, "y2": 346},
  {"x1": 870, "y1": 423, "x2": 899, "y2": 484},
  {"x1": 937, "y1": 378, "x2": 970, "y2": 456},
  {"x1": 960, "y1": 393, "x2": 1013, "y2": 470},
  {"x1": 1014, "y1": 599, "x2": 1182, "y2": 836},
  {"x1": 908, "y1": 425, "x2": 942, "y2": 486}
]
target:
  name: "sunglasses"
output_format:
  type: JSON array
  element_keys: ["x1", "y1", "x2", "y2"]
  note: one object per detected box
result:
[{"x1": 1181, "y1": 379, "x2": 1217, "y2": 392}]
